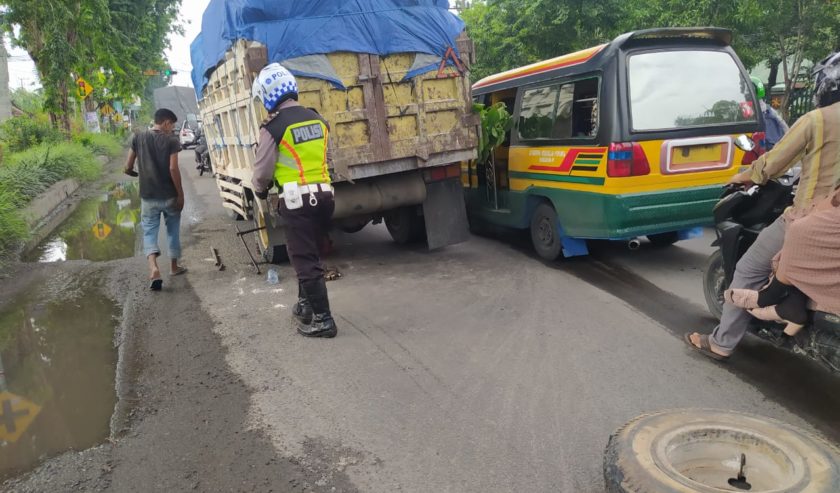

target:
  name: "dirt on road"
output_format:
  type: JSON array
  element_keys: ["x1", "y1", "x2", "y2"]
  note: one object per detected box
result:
[
  {"x1": 2, "y1": 158, "x2": 359, "y2": 492},
  {"x1": 4, "y1": 150, "x2": 839, "y2": 492}
]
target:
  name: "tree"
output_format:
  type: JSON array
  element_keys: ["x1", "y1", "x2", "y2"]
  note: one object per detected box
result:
[
  {"x1": 739, "y1": 0, "x2": 840, "y2": 119},
  {"x1": 461, "y1": 0, "x2": 840, "y2": 119},
  {"x1": 1, "y1": 0, "x2": 182, "y2": 132},
  {"x1": 461, "y1": 0, "x2": 624, "y2": 81}
]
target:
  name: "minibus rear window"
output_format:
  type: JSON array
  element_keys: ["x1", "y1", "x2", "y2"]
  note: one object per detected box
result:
[{"x1": 628, "y1": 50, "x2": 756, "y2": 132}]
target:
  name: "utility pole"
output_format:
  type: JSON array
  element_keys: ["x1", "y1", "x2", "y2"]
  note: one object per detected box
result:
[{"x1": 0, "y1": 38, "x2": 13, "y2": 121}]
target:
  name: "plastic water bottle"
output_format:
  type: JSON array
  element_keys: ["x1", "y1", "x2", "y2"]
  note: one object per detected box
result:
[{"x1": 266, "y1": 268, "x2": 280, "y2": 285}]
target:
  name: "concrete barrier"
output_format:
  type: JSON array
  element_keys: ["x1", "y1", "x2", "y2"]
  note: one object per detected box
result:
[{"x1": 21, "y1": 179, "x2": 82, "y2": 254}]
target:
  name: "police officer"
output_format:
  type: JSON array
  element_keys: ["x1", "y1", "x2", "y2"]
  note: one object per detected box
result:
[{"x1": 252, "y1": 63, "x2": 337, "y2": 338}]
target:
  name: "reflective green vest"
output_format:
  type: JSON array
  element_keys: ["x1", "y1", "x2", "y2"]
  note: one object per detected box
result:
[{"x1": 274, "y1": 119, "x2": 330, "y2": 186}]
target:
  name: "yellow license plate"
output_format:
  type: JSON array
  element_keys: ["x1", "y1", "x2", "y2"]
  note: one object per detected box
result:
[{"x1": 671, "y1": 144, "x2": 723, "y2": 165}]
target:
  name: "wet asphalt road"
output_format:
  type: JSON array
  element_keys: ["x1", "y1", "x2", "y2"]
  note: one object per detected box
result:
[{"x1": 169, "y1": 149, "x2": 840, "y2": 492}]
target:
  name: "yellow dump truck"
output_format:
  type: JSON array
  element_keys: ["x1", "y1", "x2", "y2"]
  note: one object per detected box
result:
[{"x1": 192, "y1": 2, "x2": 477, "y2": 262}]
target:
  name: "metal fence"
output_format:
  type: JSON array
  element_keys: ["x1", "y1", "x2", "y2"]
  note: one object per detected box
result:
[{"x1": 787, "y1": 88, "x2": 814, "y2": 124}]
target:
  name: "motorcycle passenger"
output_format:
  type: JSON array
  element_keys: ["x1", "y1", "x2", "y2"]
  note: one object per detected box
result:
[
  {"x1": 725, "y1": 185, "x2": 840, "y2": 338},
  {"x1": 686, "y1": 52, "x2": 840, "y2": 360},
  {"x1": 251, "y1": 63, "x2": 338, "y2": 339}
]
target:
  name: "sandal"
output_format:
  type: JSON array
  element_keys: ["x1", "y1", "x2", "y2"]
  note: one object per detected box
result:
[
  {"x1": 150, "y1": 278, "x2": 163, "y2": 291},
  {"x1": 684, "y1": 333, "x2": 730, "y2": 361},
  {"x1": 171, "y1": 266, "x2": 188, "y2": 276}
]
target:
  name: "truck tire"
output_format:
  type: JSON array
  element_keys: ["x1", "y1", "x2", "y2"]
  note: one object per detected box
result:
[
  {"x1": 530, "y1": 203, "x2": 562, "y2": 261},
  {"x1": 604, "y1": 409, "x2": 840, "y2": 493},
  {"x1": 254, "y1": 210, "x2": 288, "y2": 264},
  {"x1": 385, "y1": 206, "x2": 426, "y2": 245},
  {"x1": 647, "y1": 232, "x2": 679, "y2": 247},
  {"x1": 703, "y1": 250, "x2": 725, "y2": 321}
]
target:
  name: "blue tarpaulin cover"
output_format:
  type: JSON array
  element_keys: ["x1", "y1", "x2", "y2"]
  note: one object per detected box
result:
[{"x1": 190, "y1": 1, "x2": 465, "y2": 98}]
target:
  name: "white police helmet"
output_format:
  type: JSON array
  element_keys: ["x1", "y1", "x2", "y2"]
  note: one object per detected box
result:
[{"x1": 252, "y1": 63, "x2": 298, "y2": 112}]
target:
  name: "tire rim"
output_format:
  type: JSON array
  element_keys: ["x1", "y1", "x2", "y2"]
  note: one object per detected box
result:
[
  {"x1": 537, "y1": 216, "x2": 554, "y2": 247},
  {"x1": 256, "y1": 212, "x2": 270, "y2": 252},
  {"x1": 652, "y1": 424, "x2": 806, "y2": 492}
]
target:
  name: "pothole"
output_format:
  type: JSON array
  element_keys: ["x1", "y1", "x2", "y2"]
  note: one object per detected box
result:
[
  {"x1": 0, "y1": 274, "x2": 119, "y2": 481},
  {"x1": 26, "y1": 182, "x2": 141, "y2": 263}
]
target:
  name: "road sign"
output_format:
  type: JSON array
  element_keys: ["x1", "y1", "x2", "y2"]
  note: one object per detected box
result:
[
  {"x1": 100, "y1": 103, "x2": 115, "y2": 116},
  {"x1": 92, "y1": 221, "x2": 112, "y2": 240},
  {"x1": 0, "y1": 391, "x2": 41, "y2": 444},
  {"x1": 76, "y1": 77, "x2": 93, "y2": 99}
]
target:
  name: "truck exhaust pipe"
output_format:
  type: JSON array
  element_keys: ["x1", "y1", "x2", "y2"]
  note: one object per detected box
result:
[{"x1": 627, "y1": 238, "x2": 641, "y2": 251}]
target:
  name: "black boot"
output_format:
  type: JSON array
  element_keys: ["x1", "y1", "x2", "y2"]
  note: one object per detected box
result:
[
  {"x1": 298, "y1": 278, "x2": 337, "y2": 338},
  {"x1": 292, "y1": 281, "x2": 313, "y2": 325}
]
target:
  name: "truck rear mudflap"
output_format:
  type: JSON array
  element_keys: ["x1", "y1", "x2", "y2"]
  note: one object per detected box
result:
[{"x1": 422, "y1": 179, "x2": 470, "y2": 250}]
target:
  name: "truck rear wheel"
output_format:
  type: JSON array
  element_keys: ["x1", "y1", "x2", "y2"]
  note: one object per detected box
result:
[
  {"x1": 254, "y1": 209, "x2": 288, "y2": 264},
  {"x1": 385, "y1": 206, "x2": 426, "y2": 245}
]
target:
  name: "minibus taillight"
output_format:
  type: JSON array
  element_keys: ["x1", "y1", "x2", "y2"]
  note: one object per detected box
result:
[{"x1": 607, "y1": 143, "x2": 650, "y2": 177}]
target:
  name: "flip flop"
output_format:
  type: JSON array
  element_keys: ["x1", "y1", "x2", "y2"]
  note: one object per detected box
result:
[
  {"x1": 684, "y1": 333, "x2": 729, "y2": 361},
  {"x1": 171, "y1": 267, "x2": 188, "y2": 276},
  {"x1": 150, "y1": 278, "x2": 163, "y2": 291}
]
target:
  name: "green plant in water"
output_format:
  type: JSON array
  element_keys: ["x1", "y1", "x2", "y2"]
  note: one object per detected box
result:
[{"x1": 473, "y1": 102, "x2": 513, "y2": 164}]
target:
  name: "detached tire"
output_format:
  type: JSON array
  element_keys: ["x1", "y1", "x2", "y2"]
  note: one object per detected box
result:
[
  {"x1": 530, "y1": 203, "x2": 562, "y2": 261},
  {"x1": 253, "y1": 209, "x2": 288, "y2": 264},
  {"x1": 703, "y1": 251, "x2": 725, "y2": 321},
  {"x1": 385, "y1": 207, "x2": 426, "y2": 245},
  {"x1": 604, "y1": 409, "x2": 840, "y2": 493}
]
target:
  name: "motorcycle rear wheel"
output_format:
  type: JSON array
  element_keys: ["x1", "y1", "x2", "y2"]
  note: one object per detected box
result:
[{"x1": 703, "y1": 250, "x2": 725, "y2": 321}]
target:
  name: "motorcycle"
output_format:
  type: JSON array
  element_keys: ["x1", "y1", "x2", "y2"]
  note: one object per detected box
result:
[
  {"x1": 194, "y1": 129, "x2": 212, "y2": 176},
  {"x1": 702, "y1": 136, "x2": 840, "y2": 373}
]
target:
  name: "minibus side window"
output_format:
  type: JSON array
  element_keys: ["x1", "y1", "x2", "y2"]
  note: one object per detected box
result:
[{"x1": 518, "y1": 77, "x2": 600, "y2": 142}]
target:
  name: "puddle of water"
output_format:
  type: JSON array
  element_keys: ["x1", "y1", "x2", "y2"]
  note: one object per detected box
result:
[
  {"x1": 0, "y1": 272, "x2": 118, "y2": 481},
  {"x1": 27, "y1": 182, "x2": 141, "y2": 263}
]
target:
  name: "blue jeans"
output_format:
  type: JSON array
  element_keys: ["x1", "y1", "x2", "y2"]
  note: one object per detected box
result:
[{"x1": 141, "y1": 198, "x2": 181, "y2": 259}]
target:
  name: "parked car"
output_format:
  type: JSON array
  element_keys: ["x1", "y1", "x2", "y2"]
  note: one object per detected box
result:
[{"x1": 178, "y1": 120, "x2": 200, "y2": 148}]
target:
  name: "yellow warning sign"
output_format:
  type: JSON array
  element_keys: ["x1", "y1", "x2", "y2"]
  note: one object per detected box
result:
[
  {"x1": 100, "y1": 103, "x2": 115, "y2": 116},
  {"x1": 92, "y1": 221, "x2": 112, "y2": 240},
  {"x1": 76, "y1": 77, "x2": 93, "y2": 99},
  {"x1": 0, "y1": 391, "x2": 41, "y2": 444}
]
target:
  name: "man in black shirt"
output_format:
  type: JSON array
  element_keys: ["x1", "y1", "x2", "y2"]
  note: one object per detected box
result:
[{"x1": 124, "y1": 108, "x2": 186, "y2": 290}]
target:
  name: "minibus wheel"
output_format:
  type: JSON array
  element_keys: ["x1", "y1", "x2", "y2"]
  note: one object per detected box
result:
[{"x1": 530, "y1": 203, "x2": 562, "y2": 261}]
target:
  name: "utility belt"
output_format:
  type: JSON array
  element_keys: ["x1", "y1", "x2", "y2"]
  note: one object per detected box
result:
[{"x1": 278, "y1": 182, "x2": 333, "y2": 210}]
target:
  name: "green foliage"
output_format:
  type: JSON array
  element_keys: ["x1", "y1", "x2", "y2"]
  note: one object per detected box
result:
[
  {"x1": 474, "y1": 102, "x2": 514, "y2": 164},
  {"x1": 0, "y1": 116, "x2": 62, "y2": 153},
  {"x1": 462, "y1": 0, "x2": 624, "y2": 81},
  {"x1": 10, "y1": 88, "x2": 46, "y2": 114},
  {"x1": 0, "y1": 143, "x2": 101, "y2": 206},
  {"x1": 73, "y1": 132, "x2": 123, "y2": 158},
  {"x1": 461, "y1": 0, "x2": 840, "y2": 118},
  {"x1": 0, "y1": 193, "x2": 28, "y2": 261},
  {"x1": 2, "y1": 0, "x2": 182, "y2": 131}
]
